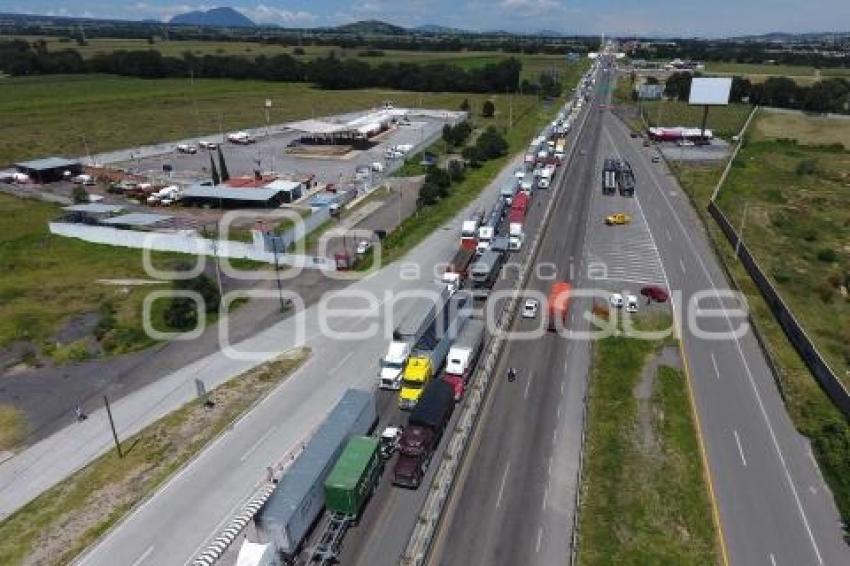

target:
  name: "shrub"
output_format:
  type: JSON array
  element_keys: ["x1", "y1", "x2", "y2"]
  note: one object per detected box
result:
[
  {"x1": 482, "y1": 100, "x2": 495, "y2": 118},
  {"x1": 796, "y1": 158, "x2": 818, "y2": 175},
  {"x1": 817, "y1": 248, "x2": 838, "y2": 263},
  {"x1": 815, "y1": 283, "x2": 834, "y2": 303}
]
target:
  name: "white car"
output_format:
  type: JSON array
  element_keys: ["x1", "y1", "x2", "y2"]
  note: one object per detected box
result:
[
  {"x1": 198, "y1": 140, "x2": 217, "y2": 150},
  {"x1": 356, "y1": 240, "x2": 372, "y2": 255},
  {"x1": 626, "y1": 295, "x2": 639, "y2": 313},
  {"x1": 71, "y1": 174, "x2": 95, "y2": 186},
  {"x1": 176, "y1": 143, "x2": 197, "y2": 154},
  {"x1": 609, "y1": 293, "x2": 624, "y2": 309},
  {"x1": 522, "y1": 299, "x2": 539, "y2": 319}
]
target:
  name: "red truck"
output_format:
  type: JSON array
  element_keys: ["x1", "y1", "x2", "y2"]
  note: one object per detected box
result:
[
  {"x1": 511, "y1": 191, "x2": 529, "y2": 213},
  {"x1": 446, "y1": 247, "x2": 475, "y2": 278},
  {"x1": 548, "y1": 282, "x2": 572, "y2": 331},
  {"x1": 441, "y1": 319, "x2": 485, "y2": 400}
]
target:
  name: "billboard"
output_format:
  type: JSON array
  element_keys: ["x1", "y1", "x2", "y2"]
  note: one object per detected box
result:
[{"x1": 688, "y1": 78, "x2": 732, "y2": 106}]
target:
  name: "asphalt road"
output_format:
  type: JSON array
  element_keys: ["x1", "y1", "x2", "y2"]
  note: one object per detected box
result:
[
  {"x1": 604, "y1": 114, "x2": 849, "y2": 565},
  {"x1": 426, "y1": 64, "x2": 606, "y2": 566},
  {"x1": 69, "y1": 150, "x2": 538, "y2": 566}
]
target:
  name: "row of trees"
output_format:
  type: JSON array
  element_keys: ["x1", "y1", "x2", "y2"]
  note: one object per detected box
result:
[
  {"x1": 0, "y1": 40, "x2": 524, "y2": 93},
  {"x1": 631, "y1": 40, "x2": 850, "y2": 69},
  {"x1": 662, "y1": 71, "x2": 850, "y2": 114}
]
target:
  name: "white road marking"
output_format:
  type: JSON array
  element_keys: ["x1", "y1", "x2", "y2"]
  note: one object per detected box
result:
[
  {"x1": 130, "y1": 546, "x2": 154, "y2": 566},
  {"x1": 240, "y1": 426, "x2": 277, "y2": 463},
  {"x1": 557, "y1": 404, "x2": 562, "y2": 418},
  {"x1": 536, "y1": 527, "x2": 544, "y2": 553},
  {"x1": 666, "y1": 227, "x2": 672, "y2": 242},
  {"x1": 542, "y1": 486, "x2": 549, "y2": 510},
  {"x1": 679, "y1": 258, "x2": 687, "y2": 273},
  {"x1": 547, "y1": 457, "x2": 553, "y2": 478},
  {"x1": 617, "y1": 119, "x2": 825, "y2": 565},
  {"x1": 710, "y1": 352, "x2": 721, "y2": 380},
  {"x1": 524, "y1": 370, "x2": 535, "y2": 399},
  {"x1": 809, "y1": 485, "x2": 817, "y2": 495},
  {"x1": 770, "y1": 553, "x2": 777, "y2": 566},
  {"x1": 330, "y1": 352, "x2": 354, "y2": 373},
  {"x1": 733, "y1": 429, "x2": 747, "y2": 467},
  {"x1": 496, "y1": 462, "x2": 511, "y2": 509},
  {"x1": 552, "y1": 428, "x2": 558, "y2": 445},
  {"x1": 560, "y1": 381, "x2": 565, "y2": 395}
]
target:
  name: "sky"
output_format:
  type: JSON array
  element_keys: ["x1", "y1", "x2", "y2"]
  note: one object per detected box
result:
[{"x1": 1, "y1": 0, "x2": 849, "y2": 36}]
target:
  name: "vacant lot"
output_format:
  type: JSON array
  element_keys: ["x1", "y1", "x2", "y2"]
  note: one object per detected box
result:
[
  {"x1": 672, "y1": 118, "x2": 850, "y2": 524},
  {"x1": 753, "y1": 109, "x2": 850, "y2": 149},
  {"x1": 716, "y1": 139, "x2": 850, "y2": 383},
  {"x1": 0, "y1": 74, "x2": 550, "y2": 165},
  {"x1": 638, "y1": 99, "x2": 751, "y2": 138},
  {"x1": 0, "y1": 193, "x2": 175, "y2": 359},
  {"x1": 579, "y1": 315, "x2": 718, "y2": 564},
  {"x1": 0, "y1": 348, "x2": 308, "y2": 566},
  {"x1": 705, "y1": 62, "x2": 816, "y2": 77}
]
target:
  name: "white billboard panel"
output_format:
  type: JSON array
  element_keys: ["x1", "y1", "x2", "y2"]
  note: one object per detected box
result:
[{"x1": 689, "y1": 77, "x2": 732, "y2": 106}]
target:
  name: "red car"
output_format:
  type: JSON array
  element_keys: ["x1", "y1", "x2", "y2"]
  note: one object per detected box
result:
[{"x1": 641, "y1": 285, "x2": 669, "y2": 303}]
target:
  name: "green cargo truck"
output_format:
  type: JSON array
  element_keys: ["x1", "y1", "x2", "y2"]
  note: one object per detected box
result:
[{"x1": 324, "y1": 436, "x2": 383, "y2": 519}]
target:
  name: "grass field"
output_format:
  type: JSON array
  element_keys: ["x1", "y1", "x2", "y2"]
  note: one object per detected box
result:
[
  {"x1": 0, "y1": 348, "x2": 308, "y2": 566},
  {"x1": 705, "y1": 62, "x2": 817, "y2": 77},
  {"x1": 579, "y1": 314, "x2": 718, "y2": 564},
  {"x1": 0, "y1": 74, "x2": 554, "y2": 166},
  {"x1": 753, "y1": 109, "x2": 850, "y2": 148},
  {"x1": 638, "y1": 99, "x2": 751, "y2": 138},
  {"x1": 0, "y1": 193, "x2": 177, "y2": 358},
  {"x1": 671, "y1": 121, "x2": 850, "y2": 525}
]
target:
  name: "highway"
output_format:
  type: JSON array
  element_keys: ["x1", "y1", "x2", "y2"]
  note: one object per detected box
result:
[
  {"x1": 603, "y1": 113, "x2": 849, "y2": 565},
  {"x1": 427, "y1": 62, "x2": 607, "y2": 566}
]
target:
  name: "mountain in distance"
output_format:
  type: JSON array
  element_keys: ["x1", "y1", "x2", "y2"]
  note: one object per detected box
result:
[
  {"x1": 415, "y1": 23, "x2": 469, "y2": 34},
  {"x1": 169, "y1": 7, "x2": 255, "y2": 27},
  {"x1": 334, "y1": 20, "x2": 408, "y2": 35},
  {"x1": 535, "y1": 29, "x2": 566, "y2": 37}
]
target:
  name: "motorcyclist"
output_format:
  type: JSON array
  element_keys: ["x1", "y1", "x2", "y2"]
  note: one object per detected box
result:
[{"x1": 507, "y1": 367, "x2": 517, "y2": 381}]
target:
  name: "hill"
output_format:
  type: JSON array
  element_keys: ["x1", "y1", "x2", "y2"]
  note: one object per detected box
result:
[
  {"x1": 335, "y1": 20, "x2": 408, "y2": 35},
  {"x1": 169, "y1": 7, "x2": 255, "y2": 27},
  {"x1": 415, "y1": 24, "x2": 469, "y2": 35}
]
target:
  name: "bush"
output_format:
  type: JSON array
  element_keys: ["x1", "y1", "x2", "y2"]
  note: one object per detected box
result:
[
  {"x1": 482, "y1": 100, "x2": 495, "y2": 118},
  {"x1": 460, "y1": 98, "x2": 470, "y2": 112},
  {"x1": 475, "y1": 126, "x2": 508, "y2": 160},
  {"x1": 447, "y1": 159, "x2": 465, "y2": 183},
  {"x1": 293, "y1": 47, "x2": 305, "y2": 55},
  {"x1": 796, "y1": 158, "x2": 818, "y2": 175},
  {"x1": 817, "y1": 248, "x2": 838, "y2": 263},
  {"x1": 71, "y1": 185, "x2": 89, "y2": 204},
  {"x1": 417, "y1": 182, "x2": 441, "y2": 207},
  {"x1": 815, "y1": 283, "x2": 834, "y2": 303}
]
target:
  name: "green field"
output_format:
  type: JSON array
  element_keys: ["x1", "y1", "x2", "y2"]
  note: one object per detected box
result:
[
  {"x1": 705, "y1": 62, "x2": 817, "y2": 77},
  {"x1": 671, "y1": 114, "x2": 850, "y2": 525},
  {"x1": 753, "y1": 109, "x2": 850, "y2": 149},
  {"x1": 579, "y1": 315, "x2": 718, "y2": 564},
  {"x1": 638, "y1": 99, "x2": 751, "y2": 138},
  {"x1": 0, "y1": 193, "x2": 181, "y2": 358},
  {"x1": 0, "y1": 74, "x2": 557, "y2": 166}
]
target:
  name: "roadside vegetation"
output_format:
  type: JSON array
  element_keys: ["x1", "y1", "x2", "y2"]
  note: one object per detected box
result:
[
  {"x1": 0, "y1": 405, "x2": 27, "y2": 452},
  {"x1": 670, "y1": 110, "x2": 850, "y2": 527},
  {"x1": 0, "y1": 348, "x2": 309, "y2": 566},
  {"x1": 579, "y1": 314, "x2": 719, "y2": 565}
]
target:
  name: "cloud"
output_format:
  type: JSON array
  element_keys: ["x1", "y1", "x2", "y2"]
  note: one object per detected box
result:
[
  {"x1": 238, "y1": 4, "x2": 317, "y2": 25},
  {"x1": 499, "y1": 0, "x2": 564, "y2": 15}
]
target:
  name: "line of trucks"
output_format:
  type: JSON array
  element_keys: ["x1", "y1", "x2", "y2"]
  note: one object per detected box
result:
[{"x1": 236, "y1": 64, "x2": 596, "y2": 566}]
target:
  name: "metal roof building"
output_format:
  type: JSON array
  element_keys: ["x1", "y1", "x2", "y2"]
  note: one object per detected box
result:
[
  {"x1": 181, "y1": 183, "x2": 299, "y2": 208},
  {"x1": 100, "y1": 213, "x2": 172, "y2": 228},
  {"x1": 15, "y1": 157, "x2": 82, "y2": 183}
]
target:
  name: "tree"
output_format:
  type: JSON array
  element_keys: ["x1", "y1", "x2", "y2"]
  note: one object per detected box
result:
[
  {"x1": 730, "y1": 76, "x2": 752, "y2": 103},
  {"x1": 71, "y1": 185, "x2": 88, "y2": 203},
  {"x1": 482, "y1": 100, "x2": 495, "y2": 118},
  {"x1": 460, "y1": 98, "x2": 470, "y2": 112},
  {"x1": 442, "y1": 124, "x2": 453, "y2": 145},
  {"x1": 417, "y1": 182, "x2": 441, "y2": 206},
  {"x1": 462, "y1": 145, "x2": 483, "y2": 167},
  {"x1": 664, "y1": 72, "x2": 692, "y2": 102},
  {"x1": 217, "y1": 147, "x2": 230, "y2": 182},
  {"x1": 447, "y1": 159, "x2": 465, "y2": 182},
  {"x1": 293, "y1": 47, "x2": 305, "y2": 55},
  {"x1": 475, "y1": 126, "x2": 508, "y2": 160}
]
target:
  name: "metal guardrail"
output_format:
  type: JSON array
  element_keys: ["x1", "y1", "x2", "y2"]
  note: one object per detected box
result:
[{"x1": 401, "y1": 75, "x2": 597, "y2": 565}]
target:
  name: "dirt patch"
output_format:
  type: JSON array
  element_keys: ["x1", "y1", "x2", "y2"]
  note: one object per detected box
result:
[
  {"x1": 53, "y1": 313, "x2": 101, "y2": 346},
  {"x1": 633, "y1": 345, "x2": 682, "y2": 454},
  {"x1": 0, "y1": 342, "x2": 36, "y2": 371}
]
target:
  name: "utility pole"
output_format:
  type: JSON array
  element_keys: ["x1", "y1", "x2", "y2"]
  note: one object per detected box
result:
[
  {"x1": 103, "y1": 395, "x2": 123, "y2": 458},
  {"x1": 265, "y1": 99, "x2": 274, "y2": 173},
  {"x1": 735, "y1": 201, "x2": 749, "y2": 257}
]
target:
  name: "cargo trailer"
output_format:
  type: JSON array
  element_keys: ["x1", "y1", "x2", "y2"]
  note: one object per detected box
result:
[
  {"x1": 254, "y1": 389, "x2": 377, "y2": 561},
  {"x1": 324, "y1": 436, "x2": 382, "y2": 518}
]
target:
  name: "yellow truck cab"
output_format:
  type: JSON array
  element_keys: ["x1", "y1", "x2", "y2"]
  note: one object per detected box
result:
[{"x1": 399, "y1": 356, "x2": 433, "y2": 410}]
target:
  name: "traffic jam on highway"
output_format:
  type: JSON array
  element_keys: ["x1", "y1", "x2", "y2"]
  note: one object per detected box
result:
[{"x1": 207, "y1": 64, "x2": 603, "y2": 566}]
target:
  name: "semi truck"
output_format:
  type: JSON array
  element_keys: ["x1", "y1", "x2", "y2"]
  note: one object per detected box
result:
[
  {"x1": 379, "y1": 283, "x2": 450, "y2": 390},
  {"x1": 399, "y1": 292, "x2": 470, "y2": 409},
  {"x1": 500, "y1": 182, "x2": 518, "y2": 205},
  {"x1": 619, "y1": 159, "x2": 636, "y2": 197},
  {"x1": 393, "y1": 379, "x2": 455, "y2": 488},
  {"x1": 548, "y1": 282, "x2": 572, "y2": 332},
  {"x1": 254, "y1": 389, "x2": 376, "y2": 562},
  {"x1": 446, "y1": 247, "x2": 475, "y2": 279},
  {"x1": 442, "y1": 318, "x2": 485, "y2": 400},
  {"x1": 470, "y1": 249, "x2": 504, "y2": 292},
  {"x1": 602, "y1": 158, "x2": 619, "y2": 195},
  {"x1": 309, "y1": 435, "x2": 383, "y2": 563}
]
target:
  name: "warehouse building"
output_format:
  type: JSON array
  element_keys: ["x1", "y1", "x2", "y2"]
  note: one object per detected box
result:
[
  {"x1": 15, "y1": 157, "x2": 82, "y2": 184},
  {"x1": 181, "y1": 180, "x2": 303, "y2": 209}
]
